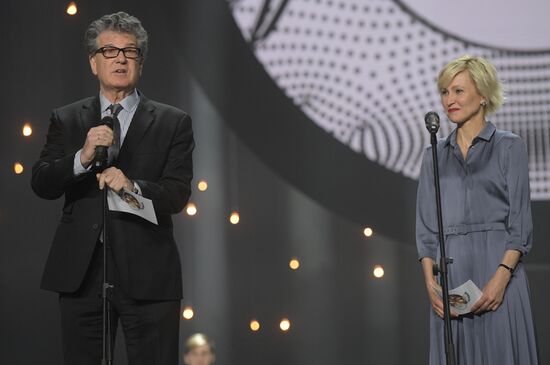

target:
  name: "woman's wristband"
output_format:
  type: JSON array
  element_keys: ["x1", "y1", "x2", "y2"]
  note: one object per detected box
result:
[{"x1": 498, "y1": 263, "x2": 515, "y2": 275}]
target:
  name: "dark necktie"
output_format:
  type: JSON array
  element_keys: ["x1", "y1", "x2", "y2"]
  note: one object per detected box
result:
[{"x1": 108, "y1": 103, "x2": 123, "y2": 164}]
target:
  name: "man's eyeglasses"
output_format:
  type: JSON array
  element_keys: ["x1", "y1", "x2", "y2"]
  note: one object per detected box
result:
[{"x1": 94, "y1": 46, "x2": 142, "y2": 60}]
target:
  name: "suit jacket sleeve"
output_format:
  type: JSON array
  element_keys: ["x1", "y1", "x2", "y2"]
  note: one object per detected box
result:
[
  {"x1": 134, "y1": 112, "x2": 194, "y2": 215},
  {"x1": 31, "y1": 109, "x2": 88, "y2": 200}
]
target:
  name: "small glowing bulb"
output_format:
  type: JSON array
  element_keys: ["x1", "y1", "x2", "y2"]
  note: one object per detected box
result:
[
  {"x1": 66, "y1": 2, "x2": 78, "y2": 15},
  {"x1": 279, "y1": 318, "x2": 291, "y2": 332},
  {"x1": 289, "y1": 258, "x2": 300, "y2": 270},
  {"x1": 14, "y1": 162, "x2": 24, "y2": 174},
  {"x1": 197, "y1": 180, "x2": 208, "y2": 191},
  {"x1": 22, "y1": 123, "x2": 32, "y2": 136},
  {"x1": 250, "y1": 319, "x2": 260, "y2": 332},
  {"x1": 229, "y1": 211, "x2": 240, "y2": 224},
  {"x1": 186, "y1": 203, "x2": 197, "y2": 216},
  {"x1": 182, "y1": 307, "x2": 194, "y2": 320},
  {"x1": 363, "y1": 227, "x2": 374, "y2": 237},
  {"x1": 373, "y1": 265, "x2": 385, "y2": 278}
]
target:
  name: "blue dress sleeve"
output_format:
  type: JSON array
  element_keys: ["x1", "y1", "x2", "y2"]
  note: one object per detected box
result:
[
  {"x1": 503, "y1": 136, "x2": 533, "y2": 255},
  {"x1": 416, "y1": 147, "x2": 439, "y2": 261}
]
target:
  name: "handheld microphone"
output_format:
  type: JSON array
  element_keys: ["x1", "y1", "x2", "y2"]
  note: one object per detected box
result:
[
  {"x1": 424, "y1": 111, "x2": 440, "y2": 133},
  {"x1": 92, "y1": 115, "x2": 114, "y2": 171}
]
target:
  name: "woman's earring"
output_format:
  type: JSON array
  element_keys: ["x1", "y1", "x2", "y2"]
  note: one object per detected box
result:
[{"x1": 481, "y1": 100, "x2": 487, "y2": 106}]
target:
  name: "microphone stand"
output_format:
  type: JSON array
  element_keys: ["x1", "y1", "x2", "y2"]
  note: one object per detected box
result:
[
  {"x1": 94, "y1": 156, "x2": 114, "y2": 365},
  {"x1": 428, "y1": 130, "x2": 456, "y2": 365}
]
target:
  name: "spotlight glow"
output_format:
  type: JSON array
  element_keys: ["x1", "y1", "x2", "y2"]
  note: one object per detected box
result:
[
  {"x1": 279, "y1": 318, "x2": 291, "y2": 332},
  {"x1": 182, "y1": 307, "x2": 194, "y2": 320},
  {"x1": 373, "y1": 265, "x2": 385, "y2": 278},
  {"x1": 185, "y1": 203, "x2": 197, "y2": 216},
  {"x1": 363, "y1": 227, "x2": 374, "y2": 237},
  {"x1": 197, "y1": 180, "x2": 208, "y2": 191},
  {"x1": 250, "y1": 319, "x2": 260, "y2": 332},
  {"x1": 14, "y1": 162, "x2": 24, "y2": 174},
  {"x1": 22, "y1": 123, "x2": 32, "y2": 137},
  {"x1": 229, "y1": 211, "x2": 240, "y2": 224},
  {"x1": 66, "y1": 2, "x2": 77, "y2": 15},
  {"x1": 289, "y1": 258, "x2": 300, "y2": 270}
]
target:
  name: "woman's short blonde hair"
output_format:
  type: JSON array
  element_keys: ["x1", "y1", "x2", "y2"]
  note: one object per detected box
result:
[{"x1": 437, "y1": 55, "x2": 504, "y2": 114}]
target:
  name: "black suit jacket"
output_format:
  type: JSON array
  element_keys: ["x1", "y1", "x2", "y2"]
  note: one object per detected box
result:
[{"x1": 31, "y1": 94, "x2": 194, "y2": 300}]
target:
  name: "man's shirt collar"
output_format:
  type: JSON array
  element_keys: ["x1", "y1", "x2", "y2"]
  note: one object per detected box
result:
[{"x1": 99, "y1": 89, "x2": 140, "y2": 115}]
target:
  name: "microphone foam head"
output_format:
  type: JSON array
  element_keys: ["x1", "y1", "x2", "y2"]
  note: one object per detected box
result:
[{"x1": 424, "y1": 111, "x2": 440, "y2": 132}]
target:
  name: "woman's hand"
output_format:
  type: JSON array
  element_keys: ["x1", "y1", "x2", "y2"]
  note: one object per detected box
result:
[
  {"x1": 421, "y1": 258, "x2": 459, "y2": 318},
  {"x1": 470, "y1": 268, "x2": 511, "y2": 314},
  {"x1": 425, "y1": 279, "x2": 459, "y2": 319}
]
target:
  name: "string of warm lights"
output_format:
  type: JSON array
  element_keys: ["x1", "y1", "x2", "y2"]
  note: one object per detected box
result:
[
  {"x1": 249, "y1": 319, "x2": 261, "y2": 332},
  {"x1": 182, "y1": 304, "x2": 292, "y2": 334},
  {"x1": 289, "y1": 258, "x2": 300, "y2": 270},
  {"x1": 13, "y1": 122, "x2": 33, "y2": 175},
  {"x1": 181, "y1": 181, "x2": 385, "y2": 328},
  {"x1": 13, "y1": 0, "x2": 78, "y2": 173},
  {"x1": 66, "y1": 2, "x2": 78, "y2": 15},
  {"x1": 197, "y1": 180, "x2": 208, "y2": 191},
  {"x1": 229, "y1": 211, "x2": 240, "y2": 224},
  {"x1": 279, "y1": 318, "x2": 291, "y2": 332},
  {"x1": 373, "y1": 265, "x2": 385, "y2": 278},
  {"x1": 182, "y1": 306, "x2": 194, "y2": 320},
  {"x1": 185, "y1": 180, "x2": 242, "y2": 224},
  {"x1": 363, "y1": 227, "x2": 374, "y2": 237}
]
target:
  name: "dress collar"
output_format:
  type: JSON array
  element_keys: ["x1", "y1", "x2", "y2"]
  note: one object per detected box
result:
[{"x1": 444, "y1": 121, "x2": 496, "y2": 148}]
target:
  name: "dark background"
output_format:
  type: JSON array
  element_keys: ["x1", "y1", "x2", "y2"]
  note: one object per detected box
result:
[{"x1": 1, "y1": 1, "x2": 548, "y2": 364}]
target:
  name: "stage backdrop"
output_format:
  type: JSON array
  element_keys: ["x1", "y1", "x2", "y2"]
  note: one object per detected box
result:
[{"x1": 1, "y1": 1, "x2": 549, "y2": 364}]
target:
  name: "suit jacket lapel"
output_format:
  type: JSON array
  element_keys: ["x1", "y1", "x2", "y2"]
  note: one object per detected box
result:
[
  {"x1": 80, "y1": 96, "x2": 100, "y2": 131},
  {"x1": 116, "y1": 96, "x2": 155, "y2": 169},
  {"x1": 78, "y1": 97, "x2": 100, "y2": 151}
]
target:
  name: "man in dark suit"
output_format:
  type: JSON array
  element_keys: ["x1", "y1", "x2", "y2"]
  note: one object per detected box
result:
[{"x1": 31, "y1": 12, "x2": 194, "y2": 365}]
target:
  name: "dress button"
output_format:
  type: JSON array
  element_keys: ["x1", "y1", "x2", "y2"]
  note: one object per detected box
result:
[{"x1": 92, "y1": 223, "x2": 99, "y2": 230}]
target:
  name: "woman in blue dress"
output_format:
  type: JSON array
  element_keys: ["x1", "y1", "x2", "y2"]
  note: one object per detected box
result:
[{"x1": 416, "y1": 55, "x2": 539, "y2": 364}]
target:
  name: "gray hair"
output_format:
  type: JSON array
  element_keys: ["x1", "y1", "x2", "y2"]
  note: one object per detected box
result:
[
  {"x1": 184, "y1": 333, "x2": 215, "y2": 355},
  {"x1": 84, "y1": 12, "x2": 148, "y2": 61}
]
